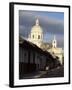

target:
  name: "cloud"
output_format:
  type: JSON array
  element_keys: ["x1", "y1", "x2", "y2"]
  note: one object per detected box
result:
[
  {"x1": 19, "y1": 10, "x2": 64, "y2": 35},
  {"x1": 19, "y1": 10, "x2": 64, "y2": 48},
  {"x1": 19, "y1": 25, "x2": 31, "y2": 38}
]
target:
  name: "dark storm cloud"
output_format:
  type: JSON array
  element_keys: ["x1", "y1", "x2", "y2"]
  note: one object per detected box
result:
[
  {"x1": 19, "y1": 10, "x2": 64, "y2": 48},
  {"x1": 19, "y1": 10, "x2": 64, "y2": 36}
]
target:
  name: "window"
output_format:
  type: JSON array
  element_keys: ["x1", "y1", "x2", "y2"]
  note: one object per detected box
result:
[
  {"x1": 38, "y1": 35, "x2": 40, "y2": 39},
  {"x1": 32, "y1": 35, "x2": 34, "y2": 38},
  {"x1": 54, "y1": 41, "x2": 55, "y2": 43}
]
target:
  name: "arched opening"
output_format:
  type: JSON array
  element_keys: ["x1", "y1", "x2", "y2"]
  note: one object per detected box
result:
[
  {"x1": 38, "y1": 35, "x2": 40, "y2": 39},
  {"x1": 32, "y1": 35, "x2": 34, "y2": 39}
]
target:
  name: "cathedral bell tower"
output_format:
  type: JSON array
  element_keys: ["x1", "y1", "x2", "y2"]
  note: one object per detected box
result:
[{"x1": 52, "y1": 35, "x2": 57, "y2": 48}]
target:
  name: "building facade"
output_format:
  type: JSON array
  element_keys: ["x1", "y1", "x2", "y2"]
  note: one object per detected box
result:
[
  {"x1": 48, "y1": 35, "x2": 63, "y2": 64},
  {"x1": 19, "y1": 38, "x2": 61, "y2": 78},
  {"x1": 28, "y1": 18, "x2": 63, "y2": 65}
]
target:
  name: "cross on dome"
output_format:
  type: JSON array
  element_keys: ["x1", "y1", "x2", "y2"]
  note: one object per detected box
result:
[{"x1": 36, "y1": 18, "x2": 39, "y2": 26}]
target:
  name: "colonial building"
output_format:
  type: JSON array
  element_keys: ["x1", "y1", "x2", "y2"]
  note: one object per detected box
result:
[{"x1": 19, "y1": 38, "x2": 61, "y2": 79}]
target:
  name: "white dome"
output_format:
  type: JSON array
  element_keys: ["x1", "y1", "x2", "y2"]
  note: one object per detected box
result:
[
  {"x1": 31, "y1": 25, "x2": 43, "y2": 33},
  {"x1": 28, "y1": 18, "x2": 43, "y2": 47}
]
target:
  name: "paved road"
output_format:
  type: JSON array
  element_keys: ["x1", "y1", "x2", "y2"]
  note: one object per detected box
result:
[
  {"x1": 20, "y1": 66, "x2": 64, "y2": 79},
  {"x1": 20, "y1": 71, "x2": 47, "y2": 79},
  {"x1": 40, "y1": 66, "x2": 64, "y2": 78}
]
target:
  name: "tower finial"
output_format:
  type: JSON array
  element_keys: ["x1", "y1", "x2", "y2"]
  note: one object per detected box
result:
[
  {"x1": 52, "y1": 35, "x2": 57, "y2": 48},
  {"x1": 36, "y1": 18, "x2": 39, "y2": 26},
  {"x1": 54, "y1": 35, "x2": 56, "y2": 40}
]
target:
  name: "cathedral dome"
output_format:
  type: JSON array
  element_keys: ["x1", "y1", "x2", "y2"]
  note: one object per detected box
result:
[
  {"x1": 31, "y1": 25, "x2": 43, "y2": 33},
  {"x1": 31, "y1": 18, "x2": 43, "y2": 33},
  {"x1": 28, "y1": 18, "x2": 43, "y2": 47}
]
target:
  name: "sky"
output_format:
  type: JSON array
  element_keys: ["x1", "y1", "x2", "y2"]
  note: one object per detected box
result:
[{"x1": 19, "y1": 10, "x2": 64, "y2": 48}]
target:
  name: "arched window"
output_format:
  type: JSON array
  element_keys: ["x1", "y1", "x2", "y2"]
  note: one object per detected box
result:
[
  {"x1": 54, "y1": 41, "x2": 55, "y2": 43},
  {"x1": 38, "y1": 35, "x2": 40, "y2": 39},
  {"x1": 41, "y1": 35, "x2": 42, "y2": 39},
  {"x1": 32, "y1": 35, "x2": 34, "y2": 38}
]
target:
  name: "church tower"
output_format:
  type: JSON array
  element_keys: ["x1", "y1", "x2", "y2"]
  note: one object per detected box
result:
[
  {"x1": 52, "y1": 35, "x2": 57, "y2": 48},
  {"x1": 28, "y1": 18, "x2": 43, "y2": 47}
]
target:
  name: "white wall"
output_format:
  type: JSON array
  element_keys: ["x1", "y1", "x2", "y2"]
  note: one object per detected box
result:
[{"x1": 0, "y1": 0, "x2": 72, "y2": 90}]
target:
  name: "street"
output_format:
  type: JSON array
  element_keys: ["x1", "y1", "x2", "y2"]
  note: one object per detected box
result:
[
  {"x1": 20, "y1": 66, "x2": 64, "y2": 79},
  {"x1": 40, "y1": 66, "x2": 64, "y2": 78}
]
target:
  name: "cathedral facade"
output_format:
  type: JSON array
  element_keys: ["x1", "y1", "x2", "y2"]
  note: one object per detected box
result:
[{"x1": 28, "y1": 18, "x2": 64, "y2": 65}]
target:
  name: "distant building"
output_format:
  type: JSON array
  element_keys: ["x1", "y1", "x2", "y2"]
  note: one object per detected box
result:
[{"x1": 48, "y1": 35, "x2": 63, "y2": 64}]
